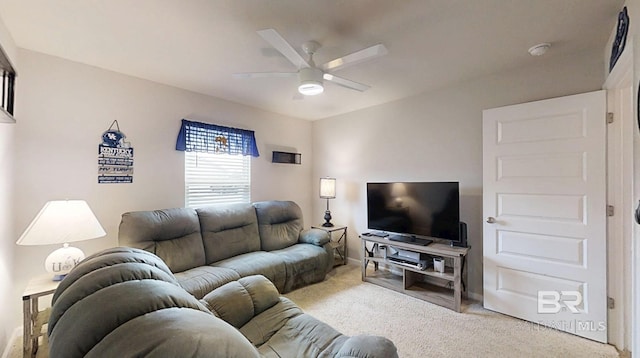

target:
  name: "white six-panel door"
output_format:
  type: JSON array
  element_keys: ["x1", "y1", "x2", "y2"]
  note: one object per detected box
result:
[{"x1": 483, "y1": 91, "x2": 607, "y2": 342}]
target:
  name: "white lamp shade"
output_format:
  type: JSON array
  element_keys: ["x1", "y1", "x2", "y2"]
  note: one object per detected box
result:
[
  {"x1": 16, "y1": 200, "x2": 106, "y2": 246},
  {"x1": 320, "y1": 178, "x2": 336, "y2": 199}
]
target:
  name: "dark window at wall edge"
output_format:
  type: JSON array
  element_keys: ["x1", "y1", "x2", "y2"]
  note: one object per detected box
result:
[{"x1": 0, "y1": 43, "x2": 16, "y2": 123}]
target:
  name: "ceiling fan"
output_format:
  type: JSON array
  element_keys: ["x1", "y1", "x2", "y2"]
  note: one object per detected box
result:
[{"x1": 233, "y1": 29, "x2": 388, "y2": 96}]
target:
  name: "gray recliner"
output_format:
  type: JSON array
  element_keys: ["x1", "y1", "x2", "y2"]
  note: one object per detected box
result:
[{"x1": 48, "y1": 247, "x2": 398, "y2": 358}]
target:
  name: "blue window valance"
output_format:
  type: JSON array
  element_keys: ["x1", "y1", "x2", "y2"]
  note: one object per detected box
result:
[{"x1": 176, "y1": 119, "x2": 259, "y2": 157}]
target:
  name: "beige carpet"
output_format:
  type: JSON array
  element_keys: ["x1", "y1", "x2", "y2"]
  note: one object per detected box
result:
[
  {"x1": 284, "y1": 264, "x2": 621, "y2": 358},
  {"x1": 6, "y1": 264, "x2": 621, "y2": 358}
]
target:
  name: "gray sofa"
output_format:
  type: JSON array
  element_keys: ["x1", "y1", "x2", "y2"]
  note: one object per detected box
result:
[
  {"x1": 48, "y1": 247, "x2": 398, "y2": 357},
  {"x1": 118, "y1": 201, "x2": 333, "y2": 298}
]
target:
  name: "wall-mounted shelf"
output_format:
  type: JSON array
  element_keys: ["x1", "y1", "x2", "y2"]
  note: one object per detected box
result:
[{"x1": 272, "y1": 151, "x2": 301, "y2": 164}]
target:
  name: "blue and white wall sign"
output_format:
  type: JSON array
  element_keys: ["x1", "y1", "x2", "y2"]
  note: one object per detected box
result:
[{"x1": 98, "y1": 120, "x2": 134, "y2": 184}]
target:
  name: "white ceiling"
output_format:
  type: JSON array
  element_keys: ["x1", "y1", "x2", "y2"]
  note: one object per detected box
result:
[{"x1": 0, "y1": 0, "x2": 623, "y2": 120}]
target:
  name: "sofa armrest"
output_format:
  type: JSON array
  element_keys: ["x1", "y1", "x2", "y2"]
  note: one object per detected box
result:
[
  {"x1": 200, "y1": 275, "x2": 281, "y2": 328},
  {"x1": 299, "y1": 228, "x2": 330, "y2": 246},
  {"x1": 336, "y1": 335, "x2": 399, "y2": 358}
]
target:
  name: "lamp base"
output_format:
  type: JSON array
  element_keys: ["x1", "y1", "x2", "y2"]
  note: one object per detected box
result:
[
  {"x1": 322, "y1": 210, "x2": 334, "y2": 227},
  {"x1": 52, "y1": 274, "x2": 67, "y2": 282},
  {"x1": 45, "y1": 243, "x2": 85, "y2": 280}
]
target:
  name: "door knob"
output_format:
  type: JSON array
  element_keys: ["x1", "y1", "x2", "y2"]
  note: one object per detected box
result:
[{"x1": 486, "y1": 217, "x2": 496, "y2": 224}]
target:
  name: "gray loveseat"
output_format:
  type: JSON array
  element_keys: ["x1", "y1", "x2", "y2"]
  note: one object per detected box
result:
[
  {"x1": 48, "y1": 247, "x2": 398, "y2": 357},
  {"x1": 118, "y1": 201, "x2": 333, "y2": 298}
]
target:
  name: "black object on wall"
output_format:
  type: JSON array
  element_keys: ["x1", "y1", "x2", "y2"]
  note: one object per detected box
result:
[
  {"x1": 610, "y1": 6, "x2": 629, "y2": 72},
  {"x1": 272, "y1": 151, "x2": 301, "y2": 164},
  {"x1": 637, "y1": 80, "x2": 640, "y2": 134}
]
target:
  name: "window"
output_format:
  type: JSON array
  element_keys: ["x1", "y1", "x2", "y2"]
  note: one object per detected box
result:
[
  {"x1": 185, "y1": 152, "x2": 250, "y2": 207},
  {"x1": 0, "y1": 44, "x2": 15, "y2": 123},
  {"x1": 176, "y1": 119, "x2": 259, "y2": 207}
]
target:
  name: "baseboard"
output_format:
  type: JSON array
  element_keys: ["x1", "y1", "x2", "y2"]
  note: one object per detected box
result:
[
  {"x1": 347, "y1": 257, "x2": 360, "y2": 266},
  {"x1": 1, "y1": 327, "x2": 21, "y2": 358}
]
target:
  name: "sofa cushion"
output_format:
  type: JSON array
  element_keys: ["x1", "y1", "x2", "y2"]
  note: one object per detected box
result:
[
  {"x1": 86, "y1": 308, "x2": 260, "y2": 358},
  {"x1": 119, "y1": 208, "x2": 205, "y2": 273},
  {"x1": 253, "y1": 201, "x2": 304, "y2": 251},
  {"x1": 213, "y1": 251, "x2": 287, "y2": 293},
  {"x1": 196, "y1": 203, "x2": 261, "y2": 263},
  {"x1": 271, "y1": 244, "x2": 331, "y2": 292},
  {"x1": 174, "y1": 266, "x2": 241, "y2": 299}
]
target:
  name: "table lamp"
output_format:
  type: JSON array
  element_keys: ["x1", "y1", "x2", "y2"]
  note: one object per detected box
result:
[
  {"x1": 16, "y1": 200, "x2": 106, "y2": 281},
  {"x1": 320, "y1": 177, "x2": 336, "y2": 227}
]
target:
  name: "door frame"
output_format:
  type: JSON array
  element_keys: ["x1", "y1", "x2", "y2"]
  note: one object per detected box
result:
[{"x1": 603, "y1": 39, "x2": 634, "y2": 352}]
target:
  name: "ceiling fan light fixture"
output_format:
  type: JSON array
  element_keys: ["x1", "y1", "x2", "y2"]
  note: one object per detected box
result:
[
  {"x1": 298, "y1": 81, "x2": 324, "y2": 95},
  {"x1": 298, "y1": 67, "x2": 324, "y2": 96}
]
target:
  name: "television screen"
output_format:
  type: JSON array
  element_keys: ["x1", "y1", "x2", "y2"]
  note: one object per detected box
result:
[{"x1": 367, "y1": 182, "x2": 460, "y2": 242}]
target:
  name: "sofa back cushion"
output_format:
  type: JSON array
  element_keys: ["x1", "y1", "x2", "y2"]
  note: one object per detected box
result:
[
  {"x1": 253, "y1": 201, "x2": 303, "y2": 251},
  {"x1": 196, "y1": 203, "x2": 261, "y2": 263},
  {"x1": 118, "y1": 208, "x2": 205, "y2": 273}
]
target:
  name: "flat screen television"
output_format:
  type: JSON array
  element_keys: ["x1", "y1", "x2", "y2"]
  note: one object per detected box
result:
[{"x1": 366, "y1": 182, "x2": 462, "y2": 246}]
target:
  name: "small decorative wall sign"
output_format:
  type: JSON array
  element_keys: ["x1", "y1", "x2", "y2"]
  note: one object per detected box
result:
[
  {"x1": 98, "y1": 120, "x2": 134, "y2": 183},
  {"x1": 609, "y1": 6, "x2": 629, "y2": 72}
]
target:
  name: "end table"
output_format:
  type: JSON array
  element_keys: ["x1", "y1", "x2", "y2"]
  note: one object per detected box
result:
[
  {"x1": 312, "y1": 225, "x2": 347, "y2": 266},
  {"x1": 22, "y1": 275, "x2": 60, "y2": 358}
]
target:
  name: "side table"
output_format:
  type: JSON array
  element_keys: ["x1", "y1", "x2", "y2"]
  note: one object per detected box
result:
[
  {"x1": 22, "y1": 275, "x2": 60, "y2": 358},
  {"x1": 312, "y1": 225, "x2": 347, "y2": 266}
]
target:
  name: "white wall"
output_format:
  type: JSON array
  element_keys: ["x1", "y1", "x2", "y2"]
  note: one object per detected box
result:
[
  {"x1": 312, "y1": 49, "x2": 605, "y2": 299},
  {"x1": 9, "y1": 49, "x2": 313, "y2": 332},
  {"x1": 0, "y1": 16, "x2": 17, "y2": 355},
  {"x1": 614, "y1": 0, "x2": 640, "y2": 353},
  {"x1": 0, "y1": 124, "x2": 15, "y2": 354}
]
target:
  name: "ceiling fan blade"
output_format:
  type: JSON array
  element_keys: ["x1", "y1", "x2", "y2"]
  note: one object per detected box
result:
[
  {"x1": 321, "y1": 44, "x2": 388, "y2": 72},
  {"x1": 257, "y1": 29, "x2": 310, "y2": 69},
  {"x1": 323, "y1": 73, "x2": 370, "y2": 92},
  {"x1": 233, "y1": 72, "x2": 297, "y2": 79}
]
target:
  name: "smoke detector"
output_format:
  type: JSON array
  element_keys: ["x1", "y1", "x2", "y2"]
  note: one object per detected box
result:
[{"x1": 528, "y1": 43, "x2": 551, "y2": 56}]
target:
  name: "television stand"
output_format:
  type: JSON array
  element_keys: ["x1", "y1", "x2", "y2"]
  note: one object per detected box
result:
[
  {"x1": 361, "y1": 234, "x2": 469, "y2": 312},
  {"x1": 388, "y1": 234, "x2": 432, "y2": 246}
]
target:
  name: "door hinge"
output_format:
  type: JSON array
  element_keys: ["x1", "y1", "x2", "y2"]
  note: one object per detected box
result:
[
  {"x1": 607, "y1": 112, "x2": 614, "y2": 124},
  {"x1": 607, "y1": 205, "x2": 614, "y2": 216},
  {"x1": 608, "y1": 297, "x2": 615, "y2": 309}
]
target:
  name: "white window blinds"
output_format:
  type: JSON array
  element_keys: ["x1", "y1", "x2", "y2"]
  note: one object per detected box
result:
[{"x1": 185, "y1": 152, "x2": 250, "y2": 207}]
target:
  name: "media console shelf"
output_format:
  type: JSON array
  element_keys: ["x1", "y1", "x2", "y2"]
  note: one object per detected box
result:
[{"x1": 361, "y1": 235, "x2": 469, "y2": 312}]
